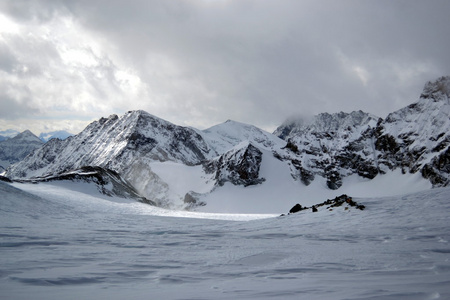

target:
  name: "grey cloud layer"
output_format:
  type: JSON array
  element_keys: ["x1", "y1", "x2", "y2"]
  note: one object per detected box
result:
[{"x1": 1, "y1": 0, "x2": 449, "y2": 132}]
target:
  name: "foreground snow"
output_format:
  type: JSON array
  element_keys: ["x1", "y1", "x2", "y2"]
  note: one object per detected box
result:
[{"x1": 1, "y1": 181, "x2": 449, "y2": 300}]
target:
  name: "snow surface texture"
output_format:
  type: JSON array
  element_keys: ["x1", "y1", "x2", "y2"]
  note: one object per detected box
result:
[{"x1": 1, "y1": 180, "x2": 449, "y2": 300}]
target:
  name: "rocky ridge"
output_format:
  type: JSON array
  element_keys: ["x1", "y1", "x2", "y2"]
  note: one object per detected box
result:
[
  {"x1": 274, "y1": 110, "x2": 380, "y2": 189},
  {"x1": 16, "y1": 166, "x2": 155, "y2": 205},
  {"x1": 5, "y1": 110, "x2": 216, "y2": 207},
  {"x1": 203, "y1": 142, "x2": 265, "y2": 187},
  {"x1": 274, "y1": 76, "x2": 450, "y2": 188}
]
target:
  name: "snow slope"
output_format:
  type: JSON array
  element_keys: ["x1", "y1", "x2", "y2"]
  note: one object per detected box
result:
[
  {"x1": 196, "y1": 150, "x2": 432, "y2": 214},
  {"x1": 1, "y1": 181, "x2": 449, "y2": 300}
]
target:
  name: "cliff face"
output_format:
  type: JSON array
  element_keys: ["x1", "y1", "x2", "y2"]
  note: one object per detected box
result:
[
  {"x1": 274, "y1": 110, "x2": 380, "y2": 189},
  {"x1": 203, "y1": 142, "x2": 265, "y2": 187},
  {"x1": 377, "y1": 76, "x2": 450, "y2": 186}
]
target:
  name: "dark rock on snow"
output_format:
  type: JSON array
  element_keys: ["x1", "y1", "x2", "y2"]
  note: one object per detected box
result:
[
  {"x1": 203, "y1": 143, "x2": 265, "y2": 187},
  {"x1": 287, "y1": 194, "x2": 365, "y2": 215},
  {"x1": 0, "y1": 175, "x2": 13, "y2": 183},
  {"x1": 289, "y1": 203, "x2": 303, "y2": 214}
]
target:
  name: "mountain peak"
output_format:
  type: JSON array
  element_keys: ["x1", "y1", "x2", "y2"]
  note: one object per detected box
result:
[
  {"x1": 0, "y1": 129, "x2": 43, "y2": 170},
  {"x1": 274, "y1": 110, "x2": 378, "y2": 141},
  {"x1": 385, "y1": 76, "x2": 450, "y2": 124},
  {"x1": 126, "y1": 110, "x2": 166, "y2": 122},
  {"x1": 420, "y1": 76, "x2": 450, "y2": 101},
  {"x1": 15, "y1": 130, "x2": 42, "y2": 143},
  {"x1": 201, "y1": 118, "x2": 284, "y2": 155},
  {"x1": 21, "y1": 129, "x2": 34, "y2": 136}
]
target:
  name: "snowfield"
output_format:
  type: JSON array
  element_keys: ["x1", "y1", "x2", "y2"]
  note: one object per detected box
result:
[{"x1": 1, "y1": 180, "x2": 449, "y2": 300}]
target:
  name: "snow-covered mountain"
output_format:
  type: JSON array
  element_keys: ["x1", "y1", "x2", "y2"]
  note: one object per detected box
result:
[
  {"x1": 198, "y1": 119, "x2": 286, "y2": 154},
  {"x1": 376, "y1": 76, "x2": 450, "y2": 186},
  {"x1": 5, "y1": 111, "x2": 219, "y2": 207},
  {"x1": 0, "y1": 130, "x2": 43, "y2": 171},
  {"x1": 274, "y1": 76, "x2": 450, "y2": 189},
  {"x1": 39, "y1": 130, "x2": 73, "y2": 142},
  {"x1": 274, "y1": 110, "x2": 380, "y2": 189},
  {"x1": 5, "y1": 112, "x2": 285, "y2": 208},
  {"x1": 4, "y1": 77, "x2": 449, "y2": 209},
  {"x1": 0, "y1": 129, "x2": 73, "y2": 142}
]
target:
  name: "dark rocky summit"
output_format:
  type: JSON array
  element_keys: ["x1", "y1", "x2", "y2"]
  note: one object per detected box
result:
[{"x1": 203, "y1": 143, "x2": 265, "y2": 187}]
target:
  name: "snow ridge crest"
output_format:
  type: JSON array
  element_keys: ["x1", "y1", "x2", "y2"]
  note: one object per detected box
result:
[{"x1": 420, "y1": 76, "x2": 450, "y2": 101}]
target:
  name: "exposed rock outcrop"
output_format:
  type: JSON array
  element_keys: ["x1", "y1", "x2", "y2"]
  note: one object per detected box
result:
[
  {"x1": 203, "y1": 142, "x2": 265, "y2": 187},
  {"x1": 286, "y1": 194, "x2": 365, "y2": 215}
]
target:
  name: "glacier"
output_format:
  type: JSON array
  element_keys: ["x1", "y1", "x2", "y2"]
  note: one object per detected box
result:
[{"x1": 0, "y1": 180, "x2": 449, "y2": 300}]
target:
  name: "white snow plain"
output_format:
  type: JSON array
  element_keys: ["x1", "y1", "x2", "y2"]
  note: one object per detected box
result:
[{"x1": 1, "y1": 179, "x2": 449, "y2": 300}]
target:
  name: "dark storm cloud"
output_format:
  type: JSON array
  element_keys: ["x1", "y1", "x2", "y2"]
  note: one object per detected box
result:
[{"x1": 1, "y1": 0, "x2": 449, "y2": 132}]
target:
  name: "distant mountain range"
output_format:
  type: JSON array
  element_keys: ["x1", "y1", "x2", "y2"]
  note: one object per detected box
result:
[
  {"x1": 0, "y1": 130, "x2": 43, "y2": 171},
  {"x1": 0, "y1": 130, "x2": 73, "y2": 171},
  {"x1": 3, "y1": 76, "x2": 449, "y2": 208},
  {"x1": 0, "y1": 130, "x2": 73, "y2": 143}
]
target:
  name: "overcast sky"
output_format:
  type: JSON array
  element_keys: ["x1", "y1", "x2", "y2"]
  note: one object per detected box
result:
[{"x1": 0, "y1": 0, "x2": 449, "y2": 135}]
